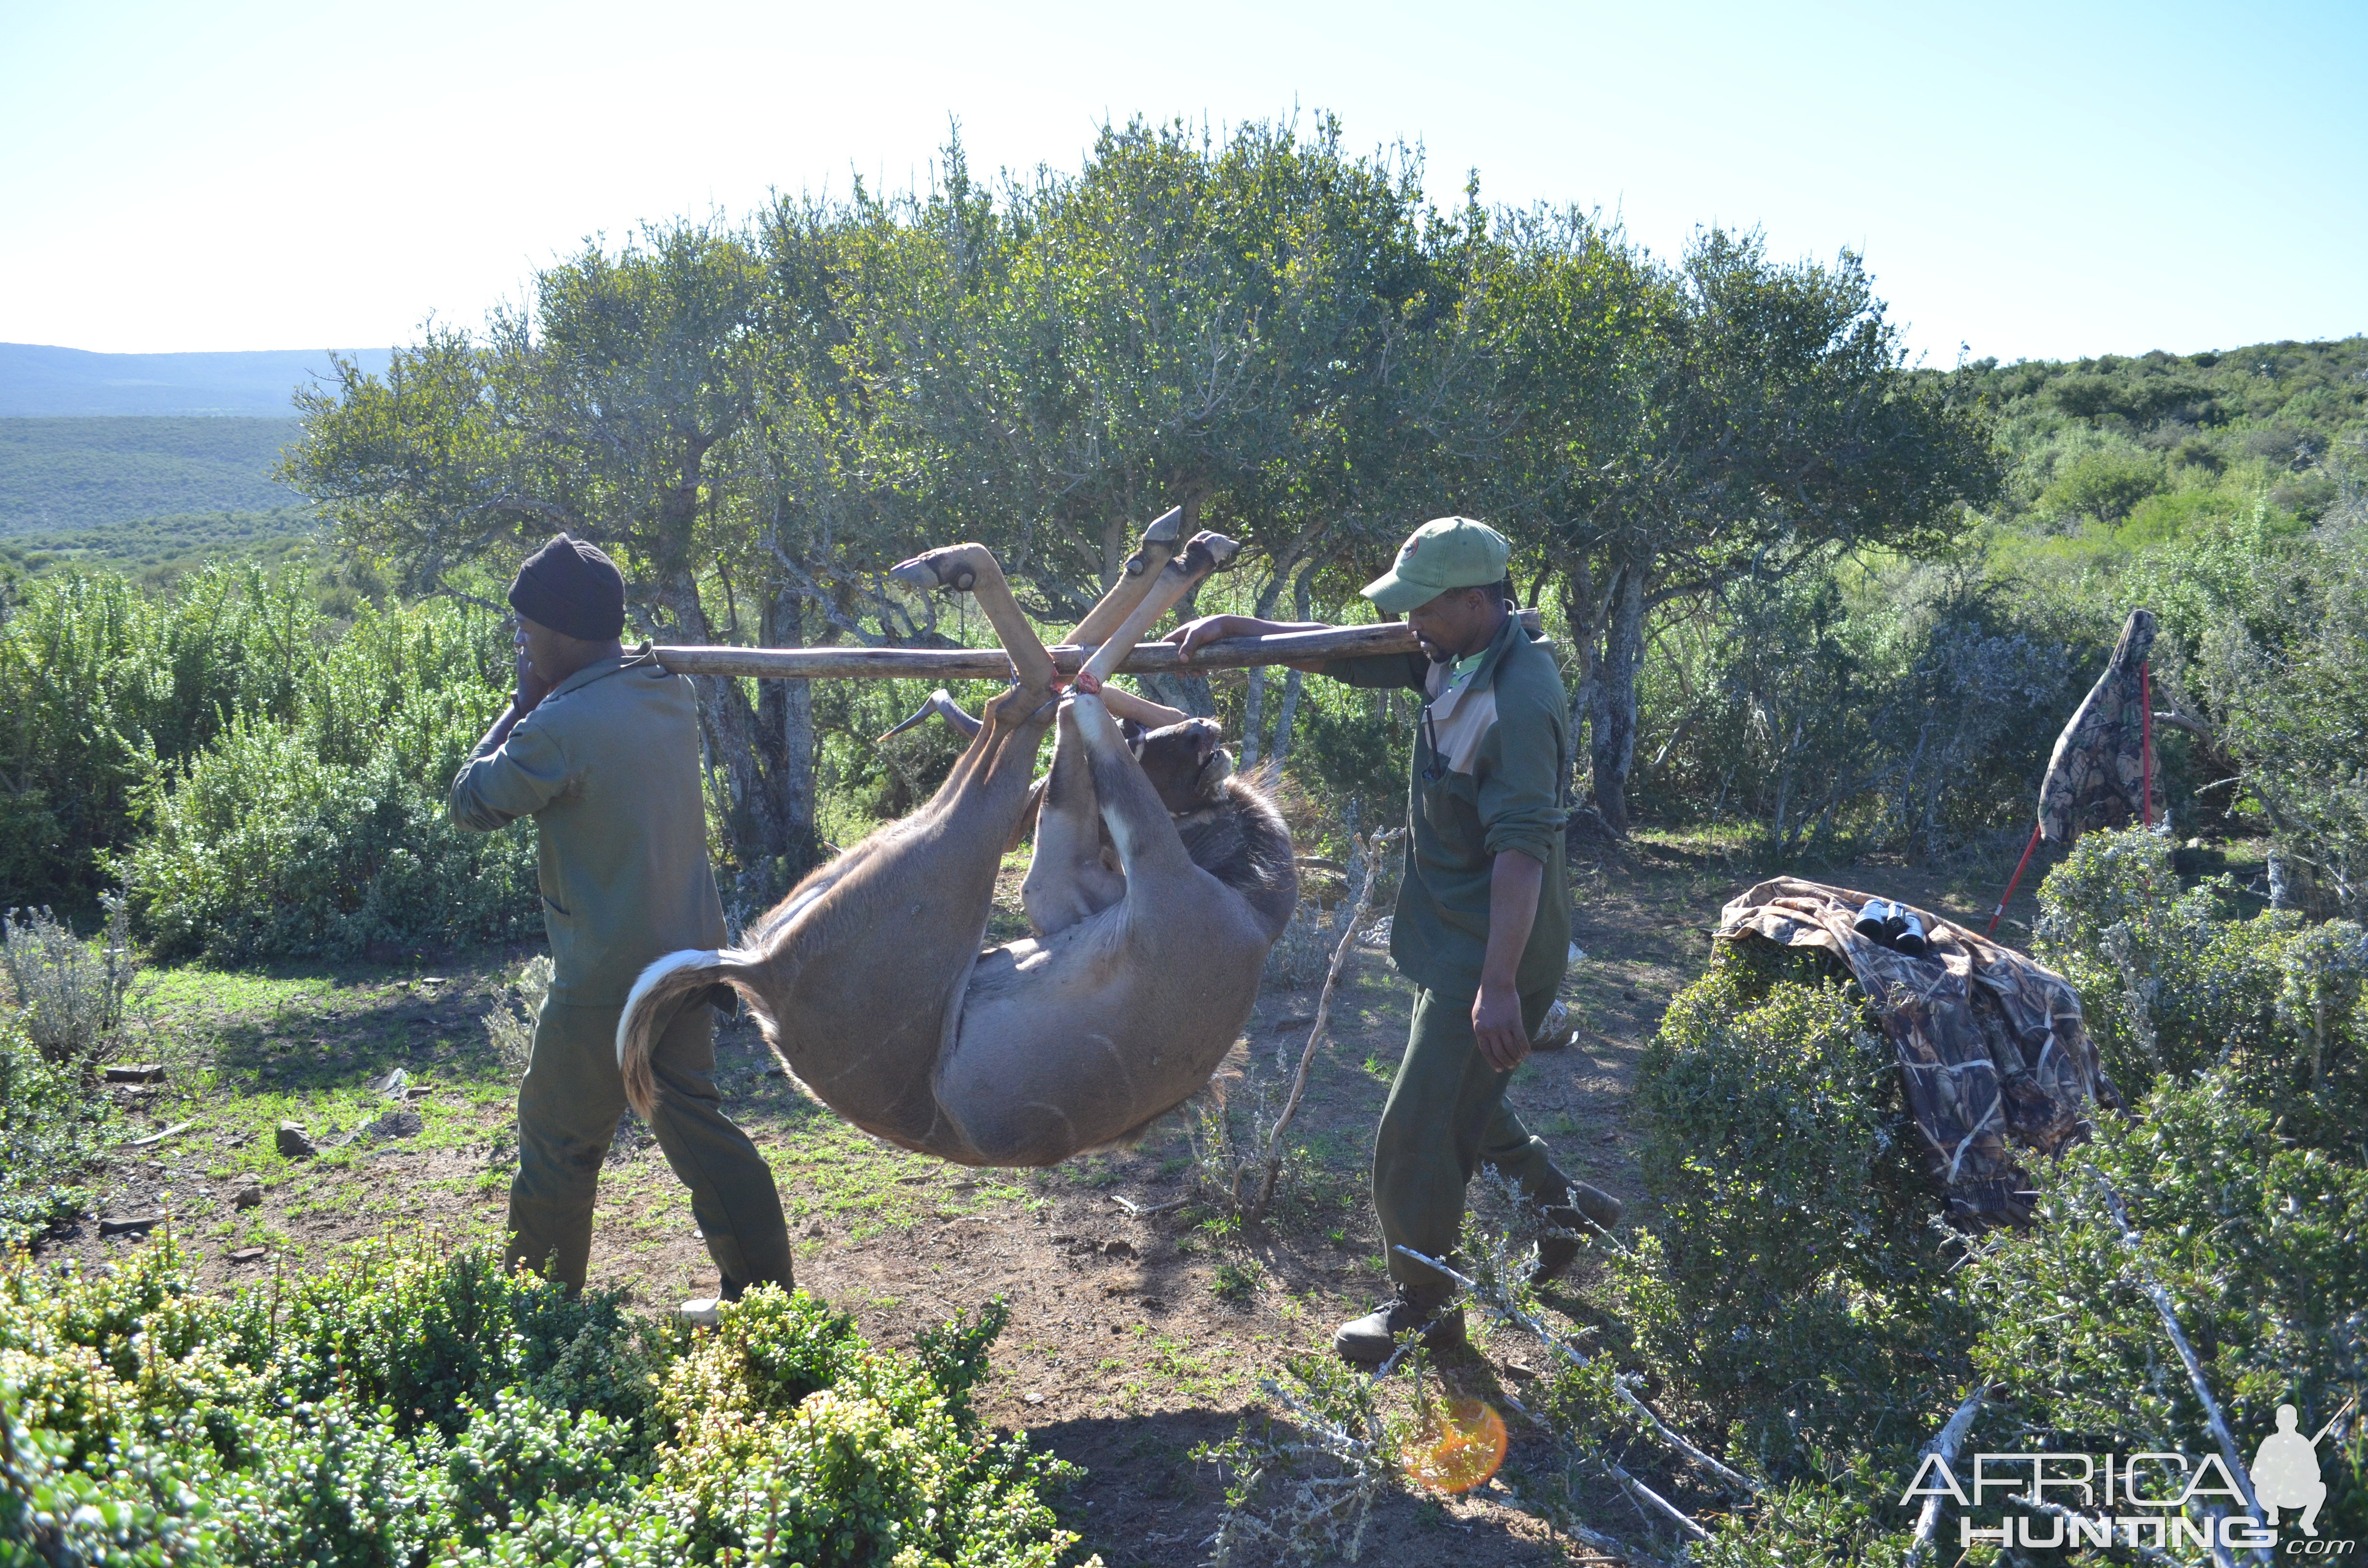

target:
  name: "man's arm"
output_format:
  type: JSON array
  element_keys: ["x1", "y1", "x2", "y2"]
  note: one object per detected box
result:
[
  {"x1": 1472, "y1": 849, "x2": 1542, "y2": 1071},
  {"x1": 1167, "y1": 614, "x2": 1426, "y2": 689},
  {"x1": 467, "y1": 649, "x2": 553, "y2": 758},
  {"x1": 1166, "y1": 613, "x2": 1332, "y2": 672},
  {"x1": 450, "y1": 652, "x2": 566, "y2": 832}
]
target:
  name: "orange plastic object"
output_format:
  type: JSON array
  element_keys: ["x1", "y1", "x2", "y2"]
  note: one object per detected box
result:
[{"x1": 1399, "y1": 1397, "x2": 1509, "y2": 1494}]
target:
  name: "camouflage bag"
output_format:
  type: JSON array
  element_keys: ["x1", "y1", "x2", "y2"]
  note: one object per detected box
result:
[{"x1": 1714, "y1": 877, "x2": 2122, "y2": 1225}]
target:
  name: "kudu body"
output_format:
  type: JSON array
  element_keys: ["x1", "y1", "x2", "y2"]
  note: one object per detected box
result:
[{"x1": 617, "y1": 520, "x2": 1296, "y2": 1165}]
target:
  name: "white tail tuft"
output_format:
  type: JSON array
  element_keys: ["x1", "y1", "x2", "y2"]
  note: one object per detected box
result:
[{"x1": 617, "y1": 949, "x2": 724, "y2": 1067}]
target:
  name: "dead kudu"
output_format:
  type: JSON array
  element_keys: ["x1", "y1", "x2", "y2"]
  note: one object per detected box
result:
[{"x1": 617, "y1": 520, "x2": 1297, "y2": 1165}]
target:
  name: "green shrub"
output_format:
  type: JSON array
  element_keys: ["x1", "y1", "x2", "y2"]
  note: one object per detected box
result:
[
  {"x1": 0, "y1": 565, "x2": 318, "y2": 922},
  {"x1": 1615, "y1": 942, "x2": 1970, "y2": 1478},
  {"x1": 2035, "y1": 825, "x2": 2366, "y2": 1152},
  {"x1": 0, "y1": 1014, "x2": 112, "y2": 1249},
  {"x1": 1962, "y1": 1071, "x2": 2368, "y2": 1543},
  {"x1": 0, "y1": 1236, "x2": 1089, "y2": 1567},
  {"x1": 121, "y1": 598, "x2": 537, "y2": 963}
]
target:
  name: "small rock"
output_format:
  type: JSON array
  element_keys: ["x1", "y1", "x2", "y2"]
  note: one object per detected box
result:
[
  {"x1": 229, "y1": 1246, "x2": 268, "y2": 1264},
  {"x1": 104, "y1": 1063, "x2": 167, "y2": 1084},
  {"x1": 276, "y1": 1123, "x2": 315, "y2": 1158},
  {"x1": 99, "y1": 1215, "x2": 162, "y2": 1237},
  {"x1": 233, "y1": 1184, "x2": 263, "y2": 1209},
  {"x1": 359, "y1": 1109, "x2": 422, "y2": 1143},
  {"x1": 372, "y1": 1067, "x2": 408, "y2": 1097},
  {"x1": 805, "y1": 1220, "x2": 826, "y2": 1238},
  {"x1": 679, "y1": 1298, "x2": 722, "y2": 1327},
  {"x1": 1022, "y1": 1390, "x2": 1045, "y2": 1405},
  {"x1": 1102, "y1": 1238, "x2": 1137, "y2": 1260},
  {"x1": 1049, "y1": 1233, "x2": 1078, "y2": 1244}
]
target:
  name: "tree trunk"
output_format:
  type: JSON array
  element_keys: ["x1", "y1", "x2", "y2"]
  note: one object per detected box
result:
[
  {"x1": 1557, "y1": 556, "x2": 1606, "y2": 809},
  {"x1": 661, "y1": 566, "x2": 805, "y2": 909},
  {"x1": 1590, "y1": 560, "x2": 1646, "y2": 836},
  {"x1": 1240, "y1": 667, "x2": 1266, "y2": 764},
  {"x1": 1266, "y1": 570, "x2": 1316, "y2": 769},
  {"x1": 759, "y1": 588, "x2": 818, "y2": 877}
]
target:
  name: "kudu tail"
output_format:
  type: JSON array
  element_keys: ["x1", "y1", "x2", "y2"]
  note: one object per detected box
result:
[{"x1": 617, "y1": 946, "x2": 763, "y2": 1118}]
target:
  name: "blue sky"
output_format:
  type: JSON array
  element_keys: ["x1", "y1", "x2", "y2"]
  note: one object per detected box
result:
[{"x1": 2, "y1": 0, "x2": 2359, "y2": 363}]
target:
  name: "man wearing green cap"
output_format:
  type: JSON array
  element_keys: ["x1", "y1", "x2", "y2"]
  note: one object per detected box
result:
[
  {"x1": 1170, "y1": 515, "x2": 1622, "y2": 1362},
  {"x1": 450, "y1": 532, "x2": 795, "y2": 1305}
]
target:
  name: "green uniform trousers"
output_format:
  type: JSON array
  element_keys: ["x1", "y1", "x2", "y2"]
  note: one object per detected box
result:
[
  {"x1": 1374, "y1": 983, "x2": 1571, "y2": 1298},
  {"x1": 507, "y1": 997, "x2": 793, "y2": 1296}
]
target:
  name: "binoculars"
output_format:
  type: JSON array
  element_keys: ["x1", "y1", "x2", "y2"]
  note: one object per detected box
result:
[{"x1": 1851, "y1": 898, "x2": 1929, "y2": 956}]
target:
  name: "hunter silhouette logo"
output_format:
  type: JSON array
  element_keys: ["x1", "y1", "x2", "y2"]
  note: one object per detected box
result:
[{"x1": 2256, "y1": 1404, "x2": 2333, "y2": 1537}]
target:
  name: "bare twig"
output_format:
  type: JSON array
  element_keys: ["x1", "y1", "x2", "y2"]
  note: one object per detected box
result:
[
  {"x1": 1394, "y1": 1245, "x2": 1755, "y2": 1496},
  {"x1": 1249, "y1": 829, "x2": 1400, "y2": 1222},
  {"x1": 1905, "y1": 1384, "x2": 1993, "y2": 1566},
  {"x1": 2087, "y1": 1164, "x2": 2271, "y2": 1560}
]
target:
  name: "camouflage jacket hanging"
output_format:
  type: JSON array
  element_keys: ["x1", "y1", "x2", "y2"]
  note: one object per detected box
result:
[
  {"x1": 1714, "y1": 878, "x2": 2121, "y2": 1226},
  {"x1": 2038, "y1": 607, "x2": 2165, "y2": 844}
]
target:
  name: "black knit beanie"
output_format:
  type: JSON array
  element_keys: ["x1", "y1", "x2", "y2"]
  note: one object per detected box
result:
[{"x1": 507, "y1": 533, "x2": 625, "y2": 642}]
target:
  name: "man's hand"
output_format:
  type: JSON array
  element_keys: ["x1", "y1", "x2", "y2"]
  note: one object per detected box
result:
[
  {"x1": 1473, "y1": 848, "x2": 1544, "y2": 1073},
  {"x1": 512, "y1": 649, "x2": 554, "y2": 716},
  {"x1": 1167, "y1": 612, "x2": 1335, "y2": 671},
  {"x1": 1164, "y1": 613, "x2": 1256, "y2": 662},
  {"x1": 1472, "y1": 980, "x2": 1530, "y2": 1072}
]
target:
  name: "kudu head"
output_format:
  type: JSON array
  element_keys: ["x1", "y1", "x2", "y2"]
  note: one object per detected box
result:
[{"x1": 1128, "y1": 716, "x2": 1234, "y2": 815}]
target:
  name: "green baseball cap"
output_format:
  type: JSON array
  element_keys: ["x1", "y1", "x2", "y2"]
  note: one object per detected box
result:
[{"x1": 1359, "y1": 516, "x2": 1511, "y2": 613}]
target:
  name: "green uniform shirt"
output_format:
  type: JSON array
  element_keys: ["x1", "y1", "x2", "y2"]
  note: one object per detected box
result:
[
  {"x1": 1322, "y1": 611, "x2": 1571, "y2": 998},
  {"x1": 449, "y1": 650, "x2": 727, "y2": 1007}
]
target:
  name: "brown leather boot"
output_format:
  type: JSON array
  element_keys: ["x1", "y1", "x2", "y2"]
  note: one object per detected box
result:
[
  {"x1": 1332, "y1": 1286, "x2": 1466, "y2": 1365},
  {"x1": 1530, "y1": 1183, "x2": 1626, "y2": 1286}
]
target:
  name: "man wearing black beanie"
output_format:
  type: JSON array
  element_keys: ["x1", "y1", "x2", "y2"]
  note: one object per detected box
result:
[{"x1": 451, "y1": 533, "x2": 794, "y2": 1301}]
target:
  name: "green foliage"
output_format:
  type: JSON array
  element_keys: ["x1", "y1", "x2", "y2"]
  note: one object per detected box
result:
[
  {"x1": 0, "y1": 1236, "x2": 1085, "y2": 1567},
  {"x1": 0, "y1": 509, "x2": 319, "y2": 590},
  {"x1": 2038, "y1": 445, "x2": 2165, "y2": 523},
  {"x1": 2035, "y1": 826, "x2": 2366, "y2": 1150},
  {"x1": 1639, "y1": 566, "x2": 2091, "y2": 860},
  {"x1": 1963, "y1": 1073, "x2": 2368, "y2": 1542},
  {"x1": 108, "y1": 593, "x2": 538, "y2": 963},
  {"x1": 0, "y1": 1014, "x2": 111, "y2": 1249},
  {"x1": 1617, "y1": 942, "x2": 1970, "y2": 1477},
  {"x1": 0, "y1": 417, "x2": 304, "y2": 535}
]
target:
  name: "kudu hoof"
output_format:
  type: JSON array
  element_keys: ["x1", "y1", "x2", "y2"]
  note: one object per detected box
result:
[
  {"x1": 889, "y1": 550, "x2": 978, "y2": 594},
  {"x1": 1179, "y1": 531, "x2": 1242, "y2": 576},
  {"x1": 1120, "y1": 506, "x2": 1186, "y2": 578}
]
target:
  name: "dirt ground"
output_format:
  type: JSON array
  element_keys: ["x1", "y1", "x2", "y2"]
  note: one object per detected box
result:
[{"x1": 49, "y1": 836, "x2": 2053, "y2": 1567}]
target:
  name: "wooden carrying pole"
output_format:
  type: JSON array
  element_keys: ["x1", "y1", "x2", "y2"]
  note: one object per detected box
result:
[{"x1": 653, "y1": 608, "x2": 1545, "y2": 682}]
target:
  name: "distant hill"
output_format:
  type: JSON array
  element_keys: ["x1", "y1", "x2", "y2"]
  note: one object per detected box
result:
[
  {"x1": 0, "y1": 343, "x2": 392, "y2": 417},
  {"x1": 0, "y1": 417, "x2": 305, "y2": 534}
]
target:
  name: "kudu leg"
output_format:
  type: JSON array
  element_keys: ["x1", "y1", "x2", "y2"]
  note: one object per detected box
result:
[
  {"x1": 1064, "y1": 506, "x2": 1184, "y2": 649},
  {"x1": 1021, "y1": 702, "x2": 1127, "y2": 935},
  {"x1": 1080, "y1": 531, "x2": 1241, "y2": 686},
  {"x1": 1017, "y1": 531, "x2": 1241, "y2": 931},
  {"x1": 889, "y1": 544, "x2": 1057, "y2": 693}
]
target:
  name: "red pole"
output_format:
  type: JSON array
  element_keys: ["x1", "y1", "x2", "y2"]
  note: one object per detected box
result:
[
  {"x1": 1988, "y1": 821, "x2": 2044, "y2": 936},
  {"x1": 2140, "y1": 660, "x2": 2154, "y2": 829}
]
